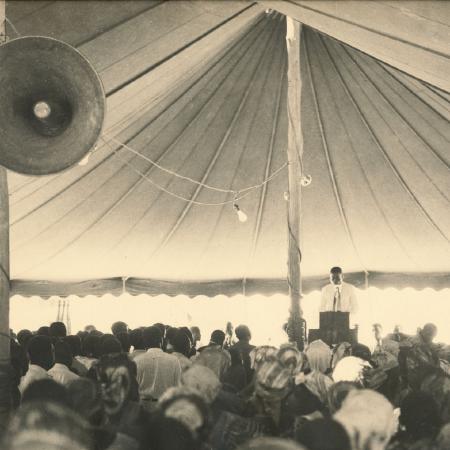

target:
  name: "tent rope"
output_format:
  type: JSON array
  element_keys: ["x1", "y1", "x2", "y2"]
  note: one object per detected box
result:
[{"x1": 101, "y1": 135, "x2": 288, "y2": 206}]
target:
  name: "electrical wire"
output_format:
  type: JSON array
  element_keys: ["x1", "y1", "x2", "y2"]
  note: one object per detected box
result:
[{"x1": 101, "y1": 134, "x2": 288, "y2": 204}]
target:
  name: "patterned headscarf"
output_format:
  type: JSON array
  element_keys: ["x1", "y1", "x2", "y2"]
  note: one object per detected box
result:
[
  {"x1": 331, "y1": 342, "x2": 352, "y2": 369},
  {"x1": 250, "y1": 346, "x2": 278, "y2": 371},
  {"x1": 277, "y1": 344, "x2": 304, "y2": 376}
]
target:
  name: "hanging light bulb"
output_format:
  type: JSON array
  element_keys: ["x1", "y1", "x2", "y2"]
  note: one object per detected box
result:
[
  {"x1": 283, "y1": 191, "x2": 290, "y2": 201},
  {"x1": 233, "y1": 203, "x2": 248, "y2": 223},
  {"x1": 78, "y1": 152, "x2": 91, "y2": 166}
]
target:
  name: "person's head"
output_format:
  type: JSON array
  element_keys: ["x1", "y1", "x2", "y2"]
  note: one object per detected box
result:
[
  {"x1": 36, "y1": 326, "x2": 50, "y2": 336},
  {"x1": 235, "y1": 325, "x2": 251, "y2": 342},
  {"x1": 306, "y1": 339, "x2": 332, "y2": 374},
  {"x1": 332, "y1": 356, "x2": 370, "y2": 385},
  {"x1": 27, "y1": 335, "x2": 54, "y2": 370},
  {"x1": 399, "y1": 391, "x2": 440, "y2": 440},
  {"x1": 81, "y1": 334, "x2": 100, "y2": 358},
  {"x1": 64, "y1": 335, "x2": 81, "y2": 357},
  {"x1": 49, "y1": 321, "x2": 67, "y2": 338},
  {"x1": 17, "y1": 329, "x2": 33, "y2": 348},
  {"x1": 84, "y1": 325, "x2": 96, "y2": 333},
  {"x1": 129, "y1": 328, "x2": 145, "y2": 351},
  {"x1": 330, "y1": 266, "x2": 343, "y2": 285},
  {"x1": 67, "y1": 378, "x2": 104, "y2": 427},
  {"x1": 295, "y1": 418, "x2": 351, "y2": 450},
  {"x1": 98, "y1": 334, "x2": 122, "y2": 356},
  {"x1": 179, "y1": 327, "x2": 194, "y2": 351},
  {"x1": 116, "y1": 332, "x2": 131, "y2": 353},
  {"x1": 334, "y1": 389, "x2": 396, "y2": 450},
  {"x1": 54, "y1": 340, "x2": 73, "y2": 368},
  {"x1": 91, "y1": 353, "x2": 138, "y2": 418},
  {"x1": 182, "y1": 365, "x2": 221, "y2": 404},
  {"x1": 22, "y1": 379, "x2": 72, "y2": 409},
  {"x1": 190, "y1": 326, "x2": 201, "y2": 343},
  {"x1": 158, "y1": 387, "x2": 209, "y2": 439},
  {"x1": 351, "y1": 343, "x2": 371, "y2": 362},
  {"x1": 327, "y1": 381, "x2": 361, "y2": 414},
  {"x1": 209, "y1": 330, "x2": 225, "y2": 347},
  {"x1": 277, "y1": 344, "x2": 304, "y2": 375},
  {"x1": 143, "y1": 326, "x2": 162, "y2": 349},
  {"x1": 173, "y1": 330, "x2": 191, "y2": 357},
  {"x1": 153, "y1": 323, "x2": 166, "y2": 338},
  {"x1": 4, "y1": 401, "x2": 92, "y2": 450},
  {"x1": 420, "y1": 323, "x2": 437, "y2": 344},
  {"x1": 111, "y1": 321, "x2": 128, "y2": 336}
]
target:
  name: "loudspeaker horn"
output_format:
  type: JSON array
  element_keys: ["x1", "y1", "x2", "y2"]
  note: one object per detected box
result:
[{"x1": 0, "y1": 36, "x2": 105, "y2": 175}]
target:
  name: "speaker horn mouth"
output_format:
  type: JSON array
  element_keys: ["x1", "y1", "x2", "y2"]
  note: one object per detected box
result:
[{"x1": 0, "y1": 36, "x2": 105, "y2": 175}]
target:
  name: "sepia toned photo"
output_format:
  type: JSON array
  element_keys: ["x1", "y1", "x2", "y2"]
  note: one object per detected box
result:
[{"x1": 0, "y1": 1, "x2": 449, "y2": 449}]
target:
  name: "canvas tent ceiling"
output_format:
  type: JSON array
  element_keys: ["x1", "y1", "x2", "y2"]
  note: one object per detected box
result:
[{"x1": 4, "y1": 1, "x2": 450, "y2": 298}]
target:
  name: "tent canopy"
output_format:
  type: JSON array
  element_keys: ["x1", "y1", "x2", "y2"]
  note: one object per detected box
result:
[{"x1": 4, "y1": 1, "x2": 450, "y2": 297}]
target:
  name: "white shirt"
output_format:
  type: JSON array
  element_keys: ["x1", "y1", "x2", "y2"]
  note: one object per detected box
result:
[
  {"x1": 19, "y1": 364, "x2": 52, "y2": 393},
  {"x1": 320, "y1": 282, "x2": 358, "y2": 313},
  {"x1": 135, "y1": 348, "x2": 181, "y2": 400},
  {"x1": 48, "y1": 363, "x2": 79, "y2": 386}
]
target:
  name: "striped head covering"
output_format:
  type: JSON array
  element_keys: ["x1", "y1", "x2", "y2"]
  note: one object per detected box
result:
[
  {"x1": 249, "y1": 346, "x2": 278, "y2": 371},
  {"x1": 255, "y1": 356, "x2": 292, "y2": 400},
  {"x1": 277, "y1": 344, "x2": 304, "y2": 375}
]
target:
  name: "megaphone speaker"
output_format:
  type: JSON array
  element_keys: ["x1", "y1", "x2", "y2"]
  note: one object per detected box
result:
[{"x1": 0, "y1": 36, "x2": 105, "y2": 175}]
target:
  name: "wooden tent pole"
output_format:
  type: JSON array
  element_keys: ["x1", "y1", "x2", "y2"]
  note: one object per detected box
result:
[
  {"x1": 286, "y1": 17, "x2": 305, "y2": 350},
  {"x1": 0, "y1": 0, "x2": 12, "y2": 430}
]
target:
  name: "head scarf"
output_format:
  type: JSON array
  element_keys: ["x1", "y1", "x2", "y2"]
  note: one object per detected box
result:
[
  {"x1": 332, "y1": 356, "x2": 370, "y2": 385},
  {"x1": 182, "y1": 364, "x2": 221, "y2": 404},
  {"x1": 250, "y1": 346, "x2": 278, "y2": 371},
  {"x1": 302, "y1": 372, "x2": 332, "y2": 405},
  {"x1": 305, "y1": 340, "x2": 332, "y2": 374},
  {"x1": 327, "y1": 381, "x2": 360, "y2": 415},
  {"x1": 334, "y1": 390, "x2": 396, "y2": 450},
  {"x1": 331, "y1": 342, "x2": 352, "y2": 369},
  {"x1": 256, "y1": 357, "x2": 292, "y2": 399},
  {"x1": 158, "y1": 387, "x2": 209, "y2": 437},
  {"x1": 278, "y1": 344, "x2": 304, "y2": 376}
]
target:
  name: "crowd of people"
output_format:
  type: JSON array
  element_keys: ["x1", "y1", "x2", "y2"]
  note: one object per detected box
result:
[{"x1": 1, "y1": 319, "x2": 449, "y2": 450}]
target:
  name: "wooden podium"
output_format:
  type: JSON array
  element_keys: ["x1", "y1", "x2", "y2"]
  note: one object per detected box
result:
[{"x1": 308, "y1": 311, "x2": 357, "y2": 346}]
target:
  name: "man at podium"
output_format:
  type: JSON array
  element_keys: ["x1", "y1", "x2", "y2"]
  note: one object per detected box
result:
[{"x1": 320, "y1": 267, "x2": 358, "y2": 314}]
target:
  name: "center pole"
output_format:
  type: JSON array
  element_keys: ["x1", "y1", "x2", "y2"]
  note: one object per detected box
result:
[{"x1": 286, "y1": 17, "x2": 305, "y2": 350}]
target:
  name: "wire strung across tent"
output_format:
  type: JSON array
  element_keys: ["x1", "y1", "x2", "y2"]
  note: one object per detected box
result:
[{"x1": 100, "y1": 135, "x2": 289, "y2": 207}]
